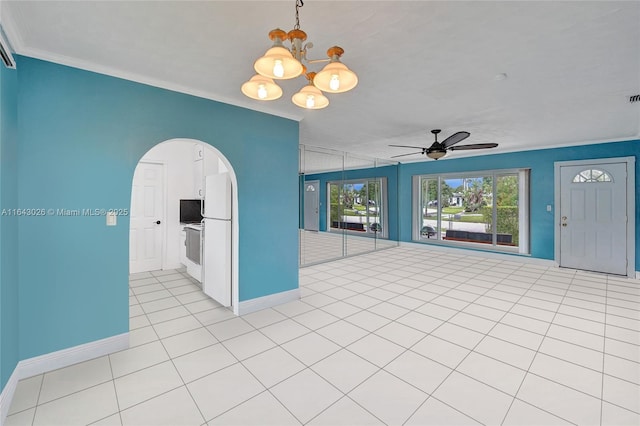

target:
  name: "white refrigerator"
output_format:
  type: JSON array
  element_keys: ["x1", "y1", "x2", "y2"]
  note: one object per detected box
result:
[{"x1": 202, "y1": 173, "x2": 232, "y2": 307}]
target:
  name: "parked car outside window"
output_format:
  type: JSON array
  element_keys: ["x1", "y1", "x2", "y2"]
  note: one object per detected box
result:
[{"x1": 421, "y1": 225, "x2": 436, "y2": 238}]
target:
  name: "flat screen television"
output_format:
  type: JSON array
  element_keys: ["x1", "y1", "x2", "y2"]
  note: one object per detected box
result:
[{"x1": 180, "y1": 199, "x2": 203, "y2": 223}]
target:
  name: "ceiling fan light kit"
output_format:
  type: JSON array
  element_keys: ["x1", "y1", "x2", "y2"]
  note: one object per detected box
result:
[
  {"x1": 426, "y1": 149, "x2": 447, "y2": 160},
  {"x1": 241, "y1": 0, "x2": 357, "y2": 109},
  {"x1": 390, "y1": 129, "x2": 498, "y2": 160}
]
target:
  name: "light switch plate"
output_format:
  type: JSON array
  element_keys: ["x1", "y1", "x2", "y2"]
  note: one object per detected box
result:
[
  {"x1": 546, "y1": 205, "x2": 552, "y2": 212},
  {"x1": 106, "y1": 211, "x2": 117, "y2": 226}
]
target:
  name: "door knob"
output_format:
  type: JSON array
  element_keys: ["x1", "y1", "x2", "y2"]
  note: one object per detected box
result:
[{"x1": 156, "y1": 220, "x2": 161, "y2": 225}]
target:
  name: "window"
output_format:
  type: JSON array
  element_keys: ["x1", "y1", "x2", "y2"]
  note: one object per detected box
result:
[
  {"x1": 572, "y1": 169, "x2": 612, "y2": 183},
  {"x1": 328, "y1": 178, "x2": 387, "y2": 237},
  {"x1": 413, "y1": 169, "x2": 529, "y2": 253}
]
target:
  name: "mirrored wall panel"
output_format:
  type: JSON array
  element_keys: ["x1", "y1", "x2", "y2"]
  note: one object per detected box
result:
[{"x1": 299, "y1": 145, "x2": 399, "y2": 266}]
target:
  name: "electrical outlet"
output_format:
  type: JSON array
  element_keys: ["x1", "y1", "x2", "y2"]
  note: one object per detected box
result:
[{"x1": 106, "y1": 211, "x2": 117, "y2": 226}]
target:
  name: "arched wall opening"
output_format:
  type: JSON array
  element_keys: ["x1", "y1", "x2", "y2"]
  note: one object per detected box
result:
[{"x1": 130, "y1": 138, "x2": 240, "y2": 314}]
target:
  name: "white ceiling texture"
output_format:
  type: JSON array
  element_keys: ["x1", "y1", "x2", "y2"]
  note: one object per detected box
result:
[{"x1": 2, "y1": 1, "x2": 639, "y2": 163}]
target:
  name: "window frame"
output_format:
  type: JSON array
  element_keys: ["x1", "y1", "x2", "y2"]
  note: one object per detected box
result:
[
  {"x1": 326, "y1": 177, "x2": 389, "y2": 238},
  {"x1": 572, "y1": 168, "x2": 613, "y2": 183},
  {"x1": 412, "y1": 168, "x2": 530, "y2": 254}
]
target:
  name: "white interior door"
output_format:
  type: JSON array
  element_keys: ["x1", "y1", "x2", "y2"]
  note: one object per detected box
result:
[
  {"x1": 559, "y1": 161, "x2": 627, "y2": 275},
  {"x1": 304, "y1": 180, "x2": 319, "y2": 231},
  {"x1": 130, "y1": 162, "x2": 164, "y2": 273}
]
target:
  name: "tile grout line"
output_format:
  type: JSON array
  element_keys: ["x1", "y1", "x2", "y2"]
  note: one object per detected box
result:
[
  {"x1": 9, "y1": 256, "x2": 639, "y2": 425},
  {"x1": 29, "y1": 374, "x2": 44, "y2": 426},
  {"x1": 105, "y1": 353, "x2": 124, "y2": 426},
  {"x1": 308, "y1": 261, "x2": 639, "y2": 387},
  {"x1": 383, "y1": 260, "x2": 540, "y2": 424},
  {"x1": 401, "y1": 263, "x2": 555, "y2": 425},
  {"x1": 499, "y1": 269, "x2": 579, "y2": 425},
  {"x1": 600, "y1": 275, "x2": 610, "y2": 426},
  {"x1": 162, "y1": 273, "x2": 306, "y2": 425},
  {"x1": 19, "y1": 280, "x2": 148, "y2": 424},
  {"x1": 117, "y1": 276, "x2": 186, "y2": 420},
  {"x1": 250, "y1": 310, "x2": 365, "y2": 426},
  {"x1": 119, "y1": 270, "x2": 222, "y2": 423}
]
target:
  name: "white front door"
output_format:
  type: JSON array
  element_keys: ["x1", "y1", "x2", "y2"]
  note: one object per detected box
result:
[
  {"x1": 130, "y1": 162, "x2": 164, "y2": 273},
  {"x1": 558, "y1": 161, "x2": 628, "y2": 275},
  {"x1": 304, "y1": 180, "x2": 319, "y2": 231}
]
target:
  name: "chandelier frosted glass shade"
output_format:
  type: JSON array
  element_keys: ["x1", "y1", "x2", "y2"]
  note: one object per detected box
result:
[
  {"x1": 241, "y1": 75, "x2": 283, "y2": 100},
  {"x1": 314, "y1": 60, "x2": 358, "y2": 94},
  {"x1": 254, "y1": 46, "x2": 304, "y2": 80},
  {"x1": 241, "y1": 3, "x2": 357, "y2": 108},
  {"x1": 292, "y1": 84, "x2": 329, "y2": 109}
]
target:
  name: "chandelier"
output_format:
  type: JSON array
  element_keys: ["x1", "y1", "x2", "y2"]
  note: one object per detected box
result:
[{"x1": 241, "y1": 0, "x2": 358, "y2": 110}]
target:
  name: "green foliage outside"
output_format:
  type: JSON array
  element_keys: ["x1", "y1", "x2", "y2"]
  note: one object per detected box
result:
[
  {"x1": 455, "y1": 215, "x2": 486, "y2": 224},
  {"x1": 482, "y1": 206, "x2": 519, "y2": 244},
  {"x1": 496, "y1": 175, "x2": 519, "y2": 206},
  {"x1": 441, "y1": 207, "x2": 464, "y2": 214},
  {"x1": 330, "y1": 203, "x2": 340, "y2": 222},
  {"x1": 463, "y1": 178, "x2": 488, "y2": 212},
  {"x1": 329, "y1": 181, "x2": 381, "y2": 224},
  {"x1": 419, "y1": 174, "x2": 520, "y2": 244},
  {"x1": 329, "y1": 184, "x2": 340, "y2": 222}
]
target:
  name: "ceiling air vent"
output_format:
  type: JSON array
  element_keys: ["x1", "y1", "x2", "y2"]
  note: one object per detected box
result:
[
  {"x1": 0, "y1": 31, "x2": 15, "y2": 69},
  {"x1": 630, "y1": 94, "x2": 640, "y2": 103}
]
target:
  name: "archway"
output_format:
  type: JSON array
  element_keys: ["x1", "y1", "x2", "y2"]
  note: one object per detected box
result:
[{"x1": 130, "y1": 138, "x2": 240, "y2": 314}]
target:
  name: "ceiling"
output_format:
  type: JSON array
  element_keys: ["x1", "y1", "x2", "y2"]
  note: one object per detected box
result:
[{"x1": 2, "y1": 1, "x2": 639, "y2": 163}]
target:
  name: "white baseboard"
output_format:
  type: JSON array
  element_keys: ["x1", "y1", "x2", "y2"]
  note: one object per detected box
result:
[
  {"x1": 0, "y1": 332, "x2": 129, "y2": 426},
  {"x1": 237, "y1": 288, "x2": 300, "y2": 316},
  {"x1": 0, "y1": 367, "x2": 20, "y2": 426},
  {"x1": 163, "y1": 262, "x2": 183, "y2": 271}
]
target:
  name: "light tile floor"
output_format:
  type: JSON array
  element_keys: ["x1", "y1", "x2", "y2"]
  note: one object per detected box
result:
[{"x1": 5, "y1": 246, "x2": 640, "y2": 425}]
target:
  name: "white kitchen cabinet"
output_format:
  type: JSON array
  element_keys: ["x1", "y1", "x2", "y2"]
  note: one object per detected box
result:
[
  {"x1": 203, "y1": 147, "x2": 218, "y2": 176},
  {"x1": 193, "y1": 143, "x2": 219, "y2": 199},
  {"x1": 194, "y1": 159, "x2": 204, "y2": 199},
  {"x1": 193, "y1": 143, "x2": 204, "y2": 161}
]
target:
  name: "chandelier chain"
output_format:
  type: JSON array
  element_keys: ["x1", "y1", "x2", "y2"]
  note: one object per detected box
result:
[{"x1": 294, "y1": 0, "x2": 304, "y2": 30}]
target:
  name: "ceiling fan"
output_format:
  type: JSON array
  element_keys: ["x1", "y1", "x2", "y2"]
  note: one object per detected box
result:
[{"x1": 390, "y1": 129, "x2": 498, "y2": 160}]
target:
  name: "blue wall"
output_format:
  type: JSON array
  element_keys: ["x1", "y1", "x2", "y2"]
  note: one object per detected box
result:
[
  {"x1": 399, "y1": 141, "x2": 640, "y2": 262},
  {"x1": 306, "y1": 141, "x2": 640, "y2": 266},
  {"x1": 306, "y1": 165, "x2": 399, "y2": 240},
  {"x1": 0, "y1": 63, "x2": 18, "y2": 390},
  {"x1": 15, "y1": 56, "x2": 299, "y2": 361}
]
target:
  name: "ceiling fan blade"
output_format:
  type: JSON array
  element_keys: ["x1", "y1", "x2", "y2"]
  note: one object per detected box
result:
[
  {"x1": 441, "y1": 131, "x2": 470, "y2": 149},
  {"x1": 391, "y1": 151, "x2": 424, "y2": 158},
  {"x1": 449, "y1": 143, "x2": 499, "y2": 151},
  {"x1": 389, "y1": 144, "x2": 426, "y2": 149}
]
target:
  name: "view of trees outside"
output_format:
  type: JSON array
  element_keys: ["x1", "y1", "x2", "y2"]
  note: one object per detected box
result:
[
  {"x1": 484, "y1": 175, "x2": 519, "y2": 245},
  {"x1": 419, "y1": 173, "x2": 519, "y2": 246},
  {"x1": 329, "y1": 179, "x2": 383, "y2": 235}
]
